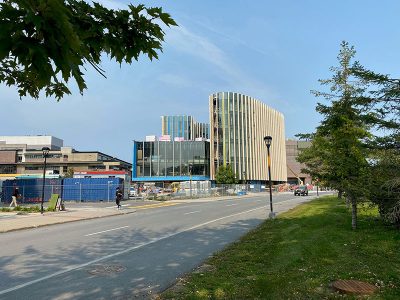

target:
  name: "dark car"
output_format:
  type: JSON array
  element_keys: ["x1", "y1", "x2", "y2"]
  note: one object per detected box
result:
[{"x1": 294, "y1": 185, "x2": 308, "y2": 196}]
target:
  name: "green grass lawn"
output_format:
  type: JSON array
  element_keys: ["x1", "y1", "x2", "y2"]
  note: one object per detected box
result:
[{"x1": 161, "y1": 196, "x2": 400, "y2": 299}]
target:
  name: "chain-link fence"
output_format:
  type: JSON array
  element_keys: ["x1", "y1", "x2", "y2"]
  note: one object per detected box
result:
[
  {"x1": 137, "y1": 182, "x2": 277, "y2": 200},
  {"x1": 0, "y1": 183, "x2": 129, "y2": 204},
  {"x1": 1, "y1": 181, "x2": 317, "y2": 204}
]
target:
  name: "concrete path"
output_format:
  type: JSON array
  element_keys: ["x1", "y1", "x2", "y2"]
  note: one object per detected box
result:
[{"x1": 0, "y1": 207, "x2": 136, "y2": 233}]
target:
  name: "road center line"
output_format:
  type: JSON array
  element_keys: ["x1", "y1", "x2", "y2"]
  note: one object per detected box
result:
[
  {"x1": 85, "y1": 226, "x2": 129, "y2": 237},
  {"x1": 184, "y1": 210, "x2": 201, "y2": 215},
  {"x1": 0, "y1": 205, "x2": 266, "y2": 296},
  {"x1": 226, "y1": 203, "x2": 238, "y2": 206}
]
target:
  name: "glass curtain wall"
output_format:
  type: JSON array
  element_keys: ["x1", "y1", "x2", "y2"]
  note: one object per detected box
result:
[
  {"x1": 161, "y1": 116, "x2": 194, "y2": 140},
  {"x1": 135, "y1": 141, "x2": 210, "y2": 178}
]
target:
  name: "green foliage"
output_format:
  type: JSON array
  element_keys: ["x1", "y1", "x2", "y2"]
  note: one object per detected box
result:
[
  {"x1": 1, "y1": 205, "x2": 53, "y2": 212},
  {"x1": 0, "y1": 0, "x2": 177, "y2": 100},
  {"x1": 162, "y1": 197, "x2": 400, "y2": 299},
  {"x1": 367, "y1": 150, "x2": 400, "y2": 224},
  {"x1": 351, "y1": 64, "x2": 400, "y2": 144},
  {"x1": 215, "y1": 165, "x2": 238, "y2": 184},
  {"x1": 349, "y1": 58, "x2": 400, "y2": 226},
  {"x1": 63, "y1": 167, "x2": 74, "y2": 178},
  {"x1": 299, "y1": 41, "x2": 400, "y2": 229},
  {"x1": 12, "y1": 206, "x2": 41, "y2": 212},
  {"x1": 298, "y1": 42, "x2": 371, "y2": 229}
]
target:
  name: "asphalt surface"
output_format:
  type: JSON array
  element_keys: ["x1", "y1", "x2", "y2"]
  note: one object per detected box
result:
[{"x1": 0, "y1": 191, "x2": 332, "y2": 299}]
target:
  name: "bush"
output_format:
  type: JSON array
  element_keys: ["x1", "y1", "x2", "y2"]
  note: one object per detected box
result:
[
  {"x1": 2, "y1": 206, "x2": 41, "y2": 213},
  {"x1": 14, "y1": 206, "x2": 41, "y2": 212}
]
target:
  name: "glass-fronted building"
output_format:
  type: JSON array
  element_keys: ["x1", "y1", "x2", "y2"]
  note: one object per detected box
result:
[
  {"x1": 209, "y1": 92, "x2": 287, "y2": 183},
  {"x1": 132, "y1": 141, "x2": 210, "y2": 182},
  {"x1": 161, "y1": 115, "x2": 210, "y2": 141}
]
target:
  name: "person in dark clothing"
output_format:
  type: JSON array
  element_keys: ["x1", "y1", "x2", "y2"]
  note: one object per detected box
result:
[
  {"x1": 115, "y1": 187, "x2": 123, "y2": 209},
  {"x1": 10, "y1": 188, "x2": 20, "y2": 207}
]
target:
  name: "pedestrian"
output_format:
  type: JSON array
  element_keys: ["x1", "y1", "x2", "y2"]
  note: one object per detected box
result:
[
  {"x1": 115, "y1": 187, "x2": 123, "y2": 210},
  {"x1": 10, "y1": 188, "x2": 20, "y2": 207}
]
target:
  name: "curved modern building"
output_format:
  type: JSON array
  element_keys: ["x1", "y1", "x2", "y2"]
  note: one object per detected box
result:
[{"x1": 209, "y1": 92, "x2": 287, "y2": 183}]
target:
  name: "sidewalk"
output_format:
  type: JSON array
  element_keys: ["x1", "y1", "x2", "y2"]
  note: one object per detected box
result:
[{"x1": 0, "y1": 205, "x2": 136, "y2": 233}]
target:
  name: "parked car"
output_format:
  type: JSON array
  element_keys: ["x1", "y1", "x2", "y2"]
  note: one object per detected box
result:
[
  {"x1": 129, "y1": 187, "x2": 137, "y2": 198},
  {"x1": 294, "y1": 185, "x2": 308, "y2": 196}
]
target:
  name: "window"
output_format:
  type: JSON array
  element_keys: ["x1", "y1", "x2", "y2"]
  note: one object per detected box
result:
[
  {"x1": 25, "y1": 154, "x2": 61, "y2": 159},
  {"x1": 25, "y1": 166, "x2": 42, "y2": 170},
  {"x1": 0, "y1": 165, "x2": 17, "y2": 174},
  {"x1": 88, "y1": 165, "x2": 106, "y2": 170}
]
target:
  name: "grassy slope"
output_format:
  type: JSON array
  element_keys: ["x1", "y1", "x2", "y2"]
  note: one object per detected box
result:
[{"x1": 162, "y1": 196, "x2": 400, "y2": 299}]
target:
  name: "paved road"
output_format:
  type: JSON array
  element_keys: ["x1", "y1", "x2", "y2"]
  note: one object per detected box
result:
[{"x1": 0, "y1": 192, "x2": 331, "y2": 299}]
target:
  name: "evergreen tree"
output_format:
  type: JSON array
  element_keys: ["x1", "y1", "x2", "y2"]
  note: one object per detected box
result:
[
  {"x1": 215, "y1": 165, "x2": 238, "y2": 184},
  {"x1": 351, "y1": 63, "x2": 400, "y2": 224},
  {"x1": 298, "y1": 42, "x2": 371, "y2": 229}
]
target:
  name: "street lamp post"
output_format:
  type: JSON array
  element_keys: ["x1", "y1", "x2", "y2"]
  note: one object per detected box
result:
[
  {"x1": 263, "y1": 136, "x2": 275, "y2": 219},
  {"x1": 41, "y1": 147, "x2": 50, "y2": 214},
  {"x1": 189, "y1": 164, "x2": 193, "y2": 198}
]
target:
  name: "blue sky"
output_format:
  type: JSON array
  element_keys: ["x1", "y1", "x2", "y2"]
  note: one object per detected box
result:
[{"x1": 1, "y1": 0, "x2": 399, "y2": 162}]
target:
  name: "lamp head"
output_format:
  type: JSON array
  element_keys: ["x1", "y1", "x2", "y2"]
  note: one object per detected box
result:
[
  {"x1": 263, "y1": 136, "x2": 272, "y2": 148},
  {"x1": 42, "y1": 147, "x2": 50, "y2": 156}
]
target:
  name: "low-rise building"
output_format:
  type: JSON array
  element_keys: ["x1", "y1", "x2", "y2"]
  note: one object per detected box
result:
[
  {"x1": 0, "y1": 136, "x2": 131, "y2": 177},
  {"x1": 286, "y1": 139, "x2": 312, "y2": 185}
]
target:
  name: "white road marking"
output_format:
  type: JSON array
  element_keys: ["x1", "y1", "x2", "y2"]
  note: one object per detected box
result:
[
  {"x1": 0, "y1": 206, "x2": 265, "y2": 296},
  {"x1": 85, "y1": 226, "x2": 129, "y2": 237},
  {"x1": 184, "y1": 210, "x2": 201, "y2": 215},
  {"x1": 226, "y1": 203, "x2": 238, "y2": 206}
]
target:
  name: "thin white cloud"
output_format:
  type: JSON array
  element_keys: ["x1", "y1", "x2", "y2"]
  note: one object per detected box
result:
[
  {"x1": 187, "y1": 17, "x2": 273, "y2": 57},
  {"x1": 165, "y1": 25, "x2": 233, "y2": 75},
  {"x1": 164, "y1": 24, "x2": 287, "y2": 108}
]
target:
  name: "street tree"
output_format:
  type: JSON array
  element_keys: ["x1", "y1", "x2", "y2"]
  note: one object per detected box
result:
[
  {"x1": 215, "y1": 165, "x2": 238, "y2": 184},
  {"x1": 351, "y1": 65, "x2": 400, "y2": 224},
  {"x1": 298, "y1": 41, "x2": 371, "y2": 229},
  {"x1": 0, "y1": 0, "x2": 177, "y2": 100}
]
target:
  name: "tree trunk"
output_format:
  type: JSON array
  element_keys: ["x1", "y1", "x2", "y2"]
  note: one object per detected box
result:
[
  {"x1": 351, "y1": 196, "x2": 357, "y2": 230},
  {"x1": 338, "y1": 190, "x2": 343, "y2": 199}
]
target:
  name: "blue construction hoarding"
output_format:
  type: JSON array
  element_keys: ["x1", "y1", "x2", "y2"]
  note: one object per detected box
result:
[
  {"x1": 1, "y1": 178, "x2": 62, "y2": 203},
  {"x1": 1, "y1": 178, "x2": 123, "y2": 203},
  {"x1": 62, "y1": 178, "x2": 123, "y2": 202}
]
